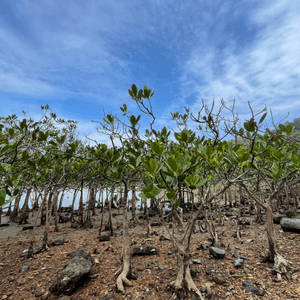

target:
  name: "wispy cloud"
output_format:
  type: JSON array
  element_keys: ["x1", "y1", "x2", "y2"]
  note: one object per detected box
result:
[{"x1": 0, "y1": 0, "x2": 299, "y2": 142}]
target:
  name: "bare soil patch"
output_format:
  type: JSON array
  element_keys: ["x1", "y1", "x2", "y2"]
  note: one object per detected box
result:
[{"x1": 0, "y1": 208, "x2": 300, "y2": 300}]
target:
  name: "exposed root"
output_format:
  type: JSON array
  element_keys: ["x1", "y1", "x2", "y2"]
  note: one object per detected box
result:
[
  {"x1": 172, "y1": 260, "x2": 204, "y2": 300},
  {"x1": 185, "y1": 265, "x2": 205, "y2": 300},
  {"x1": 274, "y1": 253, "x2": 290, "y2": 274},
  {"x1": 147, "y1": 223, "x2": 153, "y2": 236},
  {"x1": 116, "y1": 270, "x2": 133, "y2": 294}
]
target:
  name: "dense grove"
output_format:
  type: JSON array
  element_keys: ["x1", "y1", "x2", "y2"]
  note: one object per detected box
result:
[{"x1": 1, "y1": 85, "x2": 300, "y2": 299}]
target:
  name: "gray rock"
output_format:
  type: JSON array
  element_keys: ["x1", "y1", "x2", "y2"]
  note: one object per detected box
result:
[
  {"x1": 49, "y1": 249, "x2": 93, "y2": 295},
  {"x1": 209, "y1": 247, "x2": 226, "y2": 259},
  {"x1": 206, "y1": 269, "x2": 213, "y2": 275},
  {"x1": 35, "y1": 291, "x2": 43, "y2": 297},
  {"x1": 82, "y1": 219, "x2": 93, "y2": 229},
  {"x1": 99, "y1": 293, "x2": 113, "y2": 300},
  {"x1": 243, "y1": 280, "x2": 254, "y2": 287},
  {"x1": 280, "y1": 218, "x2": 300, "y2": 233},
  {"x1": 20, "y1": 249, "x2": 29, "y2": 257},
  {"x1": 59, "y1": 213, "x2": 70, "y2": 223},
  {"x1": 52, "y1": 236, "x2": 65, "y2": 246},
  {"x1": 238, "y1": 217, "x2": 250, "y2": 225},
  {"x1": 213, "y1": 274, "x2": 227, "y2": 284},
  {"x1": 244, "y1": 286, "x2": 265, "y2": 296},
  {"x1": 132, "y1": 245, "x2": 158, "y2": 256},
  {"x1": 191, "y1": 259, "x2": 202, "y2": 264},
  {"x1": 233, "y1": 259, "x2": 244, "y2": 268},
  {"x1": 20, "y1": 265, "x2": 30, "y2": 273},
  {"x1": 71, "y1": 222, "x2": 79, "y2": 229},
  {"x1": 145, "y1": 262, "x2": 153, "y2": 269},
  {"x1": 33, "y1": 247, "x2": 41, "y2": 255},
  {"x1": 99, "y1": 234, "x2": 110, "y2": 242}
]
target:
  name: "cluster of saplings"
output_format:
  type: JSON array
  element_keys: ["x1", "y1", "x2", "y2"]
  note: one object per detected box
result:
[{"x1": 1, "y1": 84, "x2": 300, "y2": 299}]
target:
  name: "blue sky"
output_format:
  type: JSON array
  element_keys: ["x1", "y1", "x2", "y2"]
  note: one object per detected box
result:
[{"x1": 1, "y1": 0, "x2": 300, "y2": 145}]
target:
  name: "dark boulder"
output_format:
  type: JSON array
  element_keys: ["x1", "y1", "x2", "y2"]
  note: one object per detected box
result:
[
  {"x1": 132, "y1": 245, "x2": 158, "y2": 256},
  {"x1": 280, "y1": 218, "x2": 300, "y2": 233},
  {"x1": 49, "y1": 249, "x2": 93, "y2": 296}
]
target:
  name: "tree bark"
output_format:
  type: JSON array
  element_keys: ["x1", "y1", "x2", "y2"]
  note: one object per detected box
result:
[
  {"x1": 18, "y1": 188, "x2": 32, "y2": 224},
  {"x1": 42, "y1": 187, "x2": 50, "y2": 250},
  {"x1": 78, "y1": 180, "x2": 84, "y2": 224},
  {"x1": 116, "y1": 181, "x2": 134, "y2": 293},
  {"x1": 131, "y1": 189, "x2": 138, "y2": 222},
  {"x1": 11, "y1": 194, "x2": 21, "y2": 221},
  {"x1": 69, "y1": 188, "x2": 78, "y2": 222}
]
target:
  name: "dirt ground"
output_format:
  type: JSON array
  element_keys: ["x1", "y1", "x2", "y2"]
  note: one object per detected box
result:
[{"x1": 0, "y1": 207, "x2": 300, "y2": 300}]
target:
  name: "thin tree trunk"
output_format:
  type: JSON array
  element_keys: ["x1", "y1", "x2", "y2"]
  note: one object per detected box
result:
[
  {"x1": 53, "y1": 189, "x2": 59, "y2": 232},
  {"x1": 69, "y1": 189, "x2": 78, "y2": 222},
  {"x1": 58, "y1": 188, "x2": 66, "y2": 212},
  {"x1": 116, "y1": 181, "x2": 135, "y2": 293},
  {"x1": 42, "y1": 187, "x2": 50, "y2": 250},
  {"x1": 78, "y1": 180, "x2": 84, "y2": 224},
  {"x1": 11, "y1": 194, "x2": 21, "y2": 221},
  {"x1": 131, "y1": 189, "x2": 138, "y2": 223},
  {"x1": 19, "y1": 188, "x2": 32, "y2": 224}
]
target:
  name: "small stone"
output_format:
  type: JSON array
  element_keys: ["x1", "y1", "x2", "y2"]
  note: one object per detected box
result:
[
  {"x1": 52, "y1": 236, "x2": 65, "y2": 246},
  {"x1": 243, "y1": 280, "x2": 254, "y2": 287},
  {"x1": 132, "y1": 245, "x2": 158, "y2": 256},
  {"x1": 99, "y1": 234, "x2": 110, "y2": 242},
  {"x1": 33, "y1": 247, "x2": 41, "y2": 255},
  {"x1": 233, "y1": 259, "x2": 244, "y2": 268},
  {"x1": 145, "y1": 262, "x2": 153, "y2": 269},
  {"x1": 213, "y1": 274, "x2": 227, "y2": 284},
  {"x1": 71, "y1": 222, "x2": 79, "y2": 229},
  {"x1": 199, "y1": 241, "x2": 212, "y2": 250},
  {"x1": 191, "y1": 259, "x2": 202, "y2": 264},
  {"x1": 244, "y1": 286, "x2": 265, "y2": 296},
  {"x1": 99, "y1": 293, "x2": 113, "y2": 300},
  {"x1": 157, "y1": 264, "x2": 164, "y2": 270},
  {"x1": 206, "y1": 269, "x2": 212, "y2": 275},
  {"x1": 209, "y1": 247, "x2": 226, "y2": 259},
  {"x1": 20, "y1": 249, "x2": 29, "y2": 257},
  {"x1": 20, "y1": 265, "x2": 30, "y2": 273},
  {"x1": 238, "y1": 217, "x2": 250, "y2": 225},
  {"x1": 240, "y1": 255, "x2": 247, "y2": 260},
  {"x1": 35, "y1": 291, "x2": 43, "y2": 297}
]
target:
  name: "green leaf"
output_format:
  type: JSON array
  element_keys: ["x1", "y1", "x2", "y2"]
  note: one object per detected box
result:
[
  {"x1": 181, "y1": 132, "x2": 187, "y2": 142},
  {"x1": 130, "y1": 115, "x2": 137, "y2": 126},
  {"x1": 196, "y1": 179, "x2": 207, "y2": 187},
  {"x1": 174, "y1": 200, "x2": 180, "y2": 209},
  {"x1": 8, "y1": 128, "x2": 14, "y2": 136},
  {"x1": 166, "y1": 191, "x2": 175, "y2": 200},
  {"x1": 259, "y1": 113, "x2": 267, "y2": 124},
  {"x1": 286, "y1": 124, "x2": 293, "y2": 135},
  {"x1": 291, "y1": 154, "x2": 299, "y2": 164},
  {"x1": 166, "y1": 157, "x2": 177, "y2": 172},
  {"x1": 132, "y1": 84, "x2": 137, "y2": 96},
  {"x1": 151, "y1": 142, "x2": 161, "y2": 156},
  {"x1": 149, "y1": 158, "x2": 157, "y2": 172}
]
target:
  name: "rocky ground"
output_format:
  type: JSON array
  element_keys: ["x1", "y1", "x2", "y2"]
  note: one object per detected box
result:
[{"x1": 0, "y1": 207, "x2": 300, "y2": 300}]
